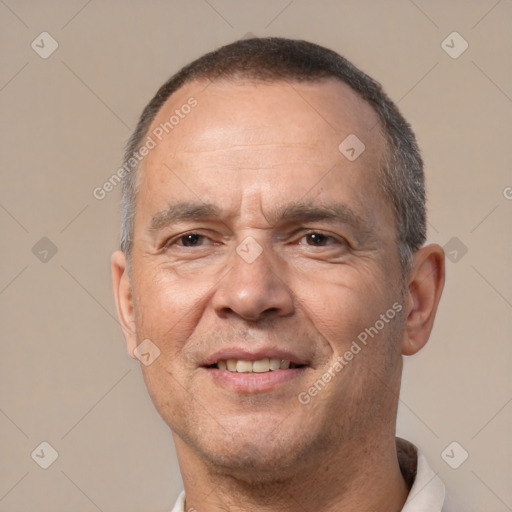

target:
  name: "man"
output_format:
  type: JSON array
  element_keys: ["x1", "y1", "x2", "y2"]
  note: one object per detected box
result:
[{"x1": 111, "y1": 37, "x2": 445, "y2": 511}]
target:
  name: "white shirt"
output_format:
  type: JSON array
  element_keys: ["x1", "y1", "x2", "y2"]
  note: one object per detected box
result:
[{"x1": 170, "y1": 439, "x2": 445, "y2": 512}]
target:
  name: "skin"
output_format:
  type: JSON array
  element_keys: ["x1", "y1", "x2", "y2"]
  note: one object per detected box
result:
[{"x1": 112, "y1": 78, "x2": 445, "y2": 511}]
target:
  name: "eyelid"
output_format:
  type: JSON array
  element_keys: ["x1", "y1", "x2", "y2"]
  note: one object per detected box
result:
[
  {"x1": 162, "y1": 230, "x2": 210, "y2": 249},
  {"x1": 162, "y1": 228, "x2": 349, "y2": 249},
  {"x1": 293, "y1": 229, "x2": 348, "y2": 244}
]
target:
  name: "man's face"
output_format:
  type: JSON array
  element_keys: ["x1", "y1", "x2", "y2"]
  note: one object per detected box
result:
[{"x1": 124, "y1": 78, "x2": 406, "y2": 477}]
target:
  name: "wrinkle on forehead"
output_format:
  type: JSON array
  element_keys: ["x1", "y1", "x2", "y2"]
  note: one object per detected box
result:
[
  {"x1": 136, "y1": 78, "x2": 393, "y2": 240},
  {"x1": 145, "y1": 78, "x2": 385, "y2": 159},
  {"x1": 235, "y1": 184, "x2": 270, "y2": 229}
]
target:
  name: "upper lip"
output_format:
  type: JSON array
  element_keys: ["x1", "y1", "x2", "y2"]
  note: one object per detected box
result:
[{"x1": 202, "y1": 348, "x2": 309, "y2": 366}]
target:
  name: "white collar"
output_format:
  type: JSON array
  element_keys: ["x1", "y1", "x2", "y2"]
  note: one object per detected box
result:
[{"x1": 401, "y1": 447, "x2": 445, "y2": 511}]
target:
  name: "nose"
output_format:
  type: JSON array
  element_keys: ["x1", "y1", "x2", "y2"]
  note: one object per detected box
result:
[{"x1": 211, "y1": 238, "x2": 295, "y2": 322}]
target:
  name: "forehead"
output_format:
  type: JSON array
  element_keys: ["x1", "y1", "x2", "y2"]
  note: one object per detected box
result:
[
  {"x1": 146, "y1": 77, "x2": 384, "y2": 164},
  {"x1": 135, "y1": 77, "x2": 392, "y2": 234}
]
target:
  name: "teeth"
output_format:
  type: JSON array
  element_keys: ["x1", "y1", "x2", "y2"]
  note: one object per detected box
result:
[
  {"x1": 215, "y1": 358, "x2": 295, "y2": 373},
  {"x1": 269, "y1": 358, "x2": 281, "y2": 370},
  {"x1": 236, "y1": 360, "x2": 253, "y2": 373},
  {"x1": 252, "y1": 358, "x2": 270, "y2": 372}
]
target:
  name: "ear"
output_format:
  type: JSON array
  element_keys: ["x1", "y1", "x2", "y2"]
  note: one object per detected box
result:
[
  {"x1": 402, "y1": 243, "x2": 445, "y2": 356},
  {"x1": 111, "y1": 250, "x2": 138, "y2": 359}
]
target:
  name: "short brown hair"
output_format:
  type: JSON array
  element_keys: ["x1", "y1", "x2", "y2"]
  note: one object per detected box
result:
[{"x1": 121, "y1": 37, "x2": 426, "y2": 275}]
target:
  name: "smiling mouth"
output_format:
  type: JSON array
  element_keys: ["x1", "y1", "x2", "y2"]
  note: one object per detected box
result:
[{"x1": 206, "y1": 358, "x2": 305, "y2": 373}]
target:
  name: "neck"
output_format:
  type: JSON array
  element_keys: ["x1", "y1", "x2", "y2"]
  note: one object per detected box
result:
[{"x1": 174, "y1": 433, "x2": 409, "y2": 512}]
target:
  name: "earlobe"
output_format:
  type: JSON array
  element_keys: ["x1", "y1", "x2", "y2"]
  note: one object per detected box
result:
[
  {"x1": 111, "y1": 250, "x2": 138, "y2": 359},
  {"x1": 402, "y1": 244, "x2": 445, "y2": 356}
]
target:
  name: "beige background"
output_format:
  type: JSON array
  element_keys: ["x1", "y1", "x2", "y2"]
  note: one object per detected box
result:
[{"x1": 1, "y1": 1, "x2": 511, "y2": 511}]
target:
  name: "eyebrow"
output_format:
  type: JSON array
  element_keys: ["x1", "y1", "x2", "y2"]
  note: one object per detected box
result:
[
  {"x1": 277, "y1": 201, "x2": 377, "y2": 243},
  {"x1": 149, "y1": 202, "x2": 221, "y2": 231},
  {"x1": 277, "y1": 202, "x2": 368, "y2": 231},
  {"x1": 148, "y1": 200, "x2": 375, "y2": 241}
]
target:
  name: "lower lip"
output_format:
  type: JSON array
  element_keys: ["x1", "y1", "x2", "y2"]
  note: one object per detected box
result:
[{"x1": 203, "y1": 367, "x2": 307, "y2": 393}]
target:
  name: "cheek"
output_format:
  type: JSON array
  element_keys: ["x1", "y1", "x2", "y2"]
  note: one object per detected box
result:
[
  {"x1": 293, "y1": 261, "x2": 394, "y2": 353},
  {"x1": 132, "y1": 268, "x2": 215, "y2": 423},
  {"x1": 132, "y1": 265, "x2": 214, "y2": 353}
]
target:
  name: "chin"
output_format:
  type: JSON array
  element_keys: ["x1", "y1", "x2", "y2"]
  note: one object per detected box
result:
[
  {"x1": 205, "y1": 440, "x2": 305, "y2": 483},
  {"x1": 182, "y1": 419, "x2": 315, "y2": 482}
]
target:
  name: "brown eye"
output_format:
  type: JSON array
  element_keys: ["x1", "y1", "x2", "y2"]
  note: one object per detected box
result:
[
  {"x1": 306, "y1": 233, "x2": 329, "y2": 245},
  {"x1": 179, "y1": 233, "x2": 204, "y2": 246},
  {"x1": 299, "y1": 232, "x2": 336, "y2": 246}
]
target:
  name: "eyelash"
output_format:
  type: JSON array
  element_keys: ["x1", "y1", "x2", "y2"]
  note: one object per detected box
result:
[
  {"x1": 165, "y1": 232, "x2": 210, "y2": 248},
  {"x1": 163, "y1": 230, "x2": 346, "y2": 249},
  {"x1": 300, "y1": 231, "x2": 341, "y2": 246}
]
